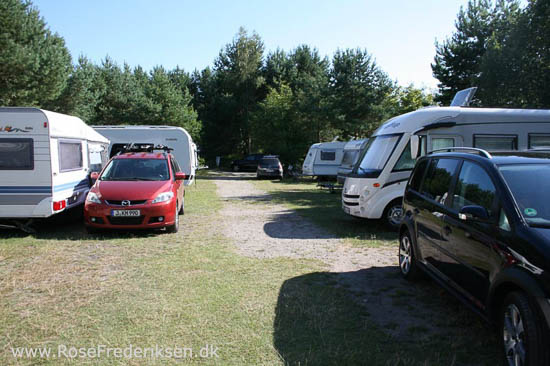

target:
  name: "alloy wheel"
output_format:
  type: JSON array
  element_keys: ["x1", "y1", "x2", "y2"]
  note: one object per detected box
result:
[
  {"x1": 399, "y1": 234, "x2": 411, "y2": 275},
  {"x1": 503, "y1": 303, "x2": 526, "y2": 366}
]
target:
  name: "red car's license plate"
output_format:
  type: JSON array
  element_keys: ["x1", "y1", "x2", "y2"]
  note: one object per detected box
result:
[{"x1": 111, "y1": 209, "x2": 140, "y2": 217}]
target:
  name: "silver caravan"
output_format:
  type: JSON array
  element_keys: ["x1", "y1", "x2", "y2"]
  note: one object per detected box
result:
[
  {"x1": 302, "y1": 141, "x2": 346, "y2": 178},
  {"x1": 337, "y1": 138, "x2": 369, "y2": 184},
  {"x1": 0, "y1": 108, "x2": 109, "y2": 229},
  {"x1": 94, "y1": 126, "x2": 198, "y2": 186},
  {"x1": 342, "y1": 106, "x2": 550, "y2": 229}
]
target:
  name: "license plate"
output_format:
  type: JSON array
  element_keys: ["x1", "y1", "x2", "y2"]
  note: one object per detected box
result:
[
  {"x1": 343, "y1": 206, "x2": 350, "y2": 214},
  {"x1": 111, "y1": 209, "x2": 140, "y2": 217}
]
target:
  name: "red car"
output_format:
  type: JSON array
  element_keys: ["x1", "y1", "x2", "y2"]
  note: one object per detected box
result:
[{"x1": 84, "y1": 146, "x2": 185, "y2": 233}]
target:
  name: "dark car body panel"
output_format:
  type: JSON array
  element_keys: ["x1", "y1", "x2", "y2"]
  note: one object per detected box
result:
[{"x1": 401, "y1": 152, "x2": 550, "y2": 330}]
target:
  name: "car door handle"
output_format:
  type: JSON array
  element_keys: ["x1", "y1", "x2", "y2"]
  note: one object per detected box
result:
[{"x1": 444, "y1": 226, "x2": 452, "y2": 236}]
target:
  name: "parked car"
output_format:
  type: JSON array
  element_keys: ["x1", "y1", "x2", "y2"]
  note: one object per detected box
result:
[
  {"x1": 256, "y1": 155, "x2": 283, "y2": 179},
  {"x1": 399, "y1": 147, "x2": 550, "y2": 366},
  {"x1": 231, "y1": 154, "x2": 265, "y2": 172},
  {"x1": 84, "y1": 145, "x2": 185, "y2": 233}
]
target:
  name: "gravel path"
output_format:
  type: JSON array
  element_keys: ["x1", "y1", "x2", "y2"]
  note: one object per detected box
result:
[{"x1": 208, "y1": 172, "x2": 472, "y2": 340}]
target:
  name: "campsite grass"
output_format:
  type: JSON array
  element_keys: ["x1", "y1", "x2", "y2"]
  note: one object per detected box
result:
[
  {"x1": 0, "y1": 175, "x2": 499, "y2": 365},
  {"x1": 253, "y1": 176, "x2": 398, "y2": 248}
]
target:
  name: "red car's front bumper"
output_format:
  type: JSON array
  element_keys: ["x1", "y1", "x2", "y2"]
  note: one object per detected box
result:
[{"x1": 84, "y1": 200, "x2": 177, "y2": 230}]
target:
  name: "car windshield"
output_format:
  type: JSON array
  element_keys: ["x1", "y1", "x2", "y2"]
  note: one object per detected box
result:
[
  {"x1": 499, "y1": 163, "x2": 550, "y2": 227},
  {"x1": 260, "y1": 158, "x2": 279, "y2": 168},
  {"x1": 358, "y1": 134, "x2": 401, "y2": 172},
  {"x1": 100, "y1": 158, "x2": 169, "y2": 181}
]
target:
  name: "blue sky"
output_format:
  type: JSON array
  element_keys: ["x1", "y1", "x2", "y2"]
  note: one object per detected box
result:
[{"x1": 31, "y1": 0, "x2": 521, "y2": 90}]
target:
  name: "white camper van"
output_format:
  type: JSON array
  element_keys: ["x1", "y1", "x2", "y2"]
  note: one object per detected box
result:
[
  {"x1": 302, "y1": 141, "x2": 346, "y2": 178},
  {"x1": 0, "y1": 107, "x2": 110, "y2": 230},
  {"x1": 93, "y1": 126, "x2": 198, "y2": 186},
  {"x1": 342, "y1": 106, "x2": 550, "y2": 229},
  {"x1": 337, "y1": 138, "x2": 369, "y2": 184}
]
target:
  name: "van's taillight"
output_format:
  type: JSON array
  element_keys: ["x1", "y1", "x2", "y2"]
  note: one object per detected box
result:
[{"x1": 53, "y1": 200, "x2": 66, "y2": 211}]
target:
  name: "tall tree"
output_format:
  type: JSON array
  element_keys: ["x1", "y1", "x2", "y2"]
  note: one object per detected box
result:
[
  {"x1": 214, "y1": 27, "x2": 265, "y2": 155},
  {"x1": 432, "y1": 0, "x2": 521, "y2": 105},
  {"x1": 0, "y1": 0, "x2": 71, "y2": 106},
  {"x1": 329, "y1": 48, "x2": 394, "y2": 138}
]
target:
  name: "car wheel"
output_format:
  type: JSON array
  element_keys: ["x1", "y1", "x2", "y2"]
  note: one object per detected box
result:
[
  {"x1": 399, "y1": 230, "x2": 420, "y2": 281},
  {"x1": 167, "y1": 204, "x2": 179, "y2": 233},
  {"x1": 383, "y1": 198, "x2": 403, "y2": 231},
  {"x1": 500, "y1": 292, "x2": 549, "y2": 366},
  {"x1": 233, "y1": 165, "x2": 239, "y2": 172},
  {"x1": 179, "y1": 197, "x2": 184, "y2": 215}
]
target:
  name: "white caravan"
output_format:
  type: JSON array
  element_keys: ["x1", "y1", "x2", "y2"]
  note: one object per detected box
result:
[
  {"x1": 337, "y1": 138, "x2": 369, "y2": 184},
  {"x1": 93, "y1": 126, "x2": 198, "y2": 186},
  {"x1": 302, "y1": 141, "x2": 346, "y2": 178},
  {"x1": 0, "y1": 107, "x2": 110, "y2": 229},
  {"x1": 342, "y1": 106, "x2": 550, "y2": 228}
]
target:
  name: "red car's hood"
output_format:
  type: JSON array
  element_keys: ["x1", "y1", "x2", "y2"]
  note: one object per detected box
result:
[{"x1": 93, "y1": 180, "x2": 171, "y2": 201}]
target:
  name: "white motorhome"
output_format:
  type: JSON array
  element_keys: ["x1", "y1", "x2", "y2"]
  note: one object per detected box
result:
[
  {"x1": 0, "y1": 107, "x2": 110, "y2": 229},
  {"x1": 337, "y1": 138, "x2": 369, "y2": 184},
  {"x1": 93, "y1": 126, "x2": 198, "y2": 186},
  {"x1": 342, "y1": 106, "x2": 550, "y2": 229},
  {"x1": 302, "y1": 141, "x2": 346, "y2": 178}
]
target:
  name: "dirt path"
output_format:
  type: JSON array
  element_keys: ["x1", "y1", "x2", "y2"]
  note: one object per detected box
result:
[{"x1": 209, "y1": 172, "x2": 475, "y2": 340}]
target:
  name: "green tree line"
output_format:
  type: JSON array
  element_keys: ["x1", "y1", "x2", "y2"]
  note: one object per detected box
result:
[
  {"x1": 433, "y1": 0, "x2": 550, "y2": 108},
  {"x1": 4, "y1": 0, "x2": 549, "y2": 165}
]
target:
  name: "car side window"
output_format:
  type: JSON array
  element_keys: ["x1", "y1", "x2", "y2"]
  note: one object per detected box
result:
[
  {"x1": 169, "y1": 158, "x2": 177, "y2": 180},
  {"x1": 420, "y1": 158, "x2": 459, "y2": 205},
  {"x1": 451, "y1": 161, "x2": 496, "y2": 217},
  {"x1": 171, "y1": 157, "x2": 181, "y2": 173},
  {"x1": 408, "y1": 159, "x2": 428, "y2": 191}
]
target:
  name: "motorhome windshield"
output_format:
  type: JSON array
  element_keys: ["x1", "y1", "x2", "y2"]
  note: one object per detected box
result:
[{"x1": 357, "y1": 134, "x2": 402, "y2": 173}]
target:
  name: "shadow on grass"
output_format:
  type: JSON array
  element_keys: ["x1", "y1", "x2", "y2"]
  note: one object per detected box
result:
[
  {"x1": 0, "y1": 207, "x2": 165, "y2": 241},
  {"x1": 260, "y1": 186, "x2": 397, "y2": 244},
  {"x1": 273, "y1": 269, "x2": 500, "y2": 366}
]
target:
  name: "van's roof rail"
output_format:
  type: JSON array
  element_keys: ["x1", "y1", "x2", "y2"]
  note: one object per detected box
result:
[{"x1": 428, "y1": 147, "x2": 492, "y2": 159}]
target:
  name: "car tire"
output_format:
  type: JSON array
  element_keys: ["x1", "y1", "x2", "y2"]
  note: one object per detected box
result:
[
  {"x1": 233, "y1": 165, "x2": 239, "y2": 172},
  {"x1": 166, "y1": 204, "x2": 179, "y2": 233},
  {"x1": 398, "y1": 230, "x2": 421, "y2": 281},
  {"x1": 383, "y1": 198, "x2": 404, "y2": 231},
  {"x1": 178, "y1": 197, "x2": 184, "y2": 215},
  {"x1": 500, "y1": 291, "x2": 549, "y2": 366}
]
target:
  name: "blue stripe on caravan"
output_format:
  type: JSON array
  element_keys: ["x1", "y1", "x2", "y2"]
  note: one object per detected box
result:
[
  {"x1": 0, "y1": 186, "x2": 51, "y2": 193},
  {"x1": 53, "y1": 178, "x2": 90, "y2": 193}
]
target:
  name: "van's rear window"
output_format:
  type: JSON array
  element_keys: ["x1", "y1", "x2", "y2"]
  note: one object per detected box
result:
[{"x1": 0, "y1": 138, "x2": 34, "y2": 170}]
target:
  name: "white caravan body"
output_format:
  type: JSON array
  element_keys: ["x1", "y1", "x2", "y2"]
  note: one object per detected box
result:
[
  {"x1": 337, "y1": 138, "x2": 369, "y2": 184},
  {"x1": 0, "y1": 107, "x2": 109, "y2": 219},
  {"x1": 302, "y1": 141, "x2": 346, "y2": 177},
  {"x1": 342, "y1": 106, "x2": 550, "y2": 222},
  {"x1": 93, "y1": 126, "x2": 197, "y2": 186}
]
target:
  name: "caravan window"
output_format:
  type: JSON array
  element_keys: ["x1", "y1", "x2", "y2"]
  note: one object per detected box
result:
[
  {"x1": 59, "y1": 141, "x2": 83, "y2": 171},
  {"x1": 474, "y1": 135, "x2": 517, "y2": 151},
  {"x1": 89, "y1": 144, "x2": 108, "y2": 173},
  {"x1": 432, "y1": 138, "x2": 455, "y2": 151},
  {"x1": 320, "y1": 151, "x2": 336, "y2": 161},
  {"x1": 529, "y1": 134, "x2": 550, "y2": 149},
  {"x1": 341, "y1": 150, "x2": 358, "y2": 168},
  {"x1": 0, "y1": 138, "x2": 33, "y2": 170}
]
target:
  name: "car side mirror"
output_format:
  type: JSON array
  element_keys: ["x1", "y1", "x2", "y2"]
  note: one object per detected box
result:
[
  {"x1": 175, "y1": 172, "x2": 186, "y2": 180},
  {"x1": 459, "y1": 205, "x2": 489, "y2": 221},
  {"x1": 410, "y1": 135, "x2": 420, "y2": 159},
  {"x1": 90, "y1": 172, "x2": 99, "y2": 182}
]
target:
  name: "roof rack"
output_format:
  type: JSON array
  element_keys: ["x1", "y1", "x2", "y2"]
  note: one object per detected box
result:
[
  {"x1": 428, "y1": 147, "x2": 492, "y2": 159},
  {"x1": 118, "y1": 143, "x2": 173, "y2": 154}
]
